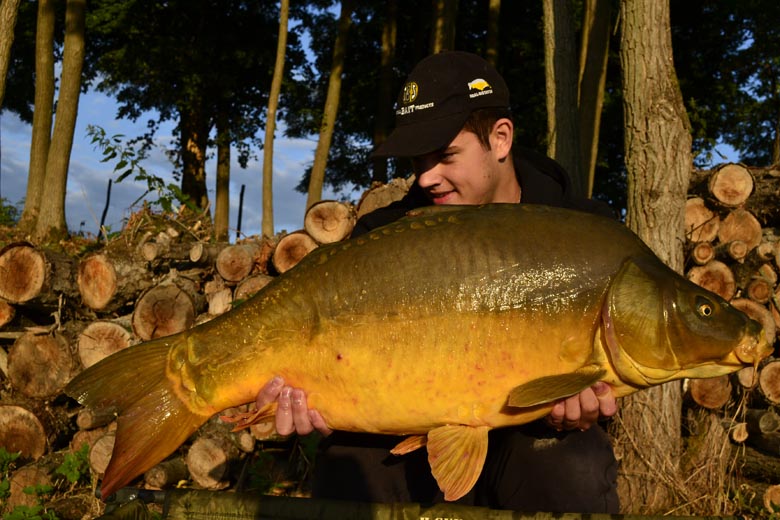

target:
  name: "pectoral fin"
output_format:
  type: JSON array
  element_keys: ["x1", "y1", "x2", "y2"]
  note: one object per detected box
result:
[
  {"x1": 220, "y1": 403, "x2": 277, "y2": 433},
  {"x1": 391, "y1": 435, "x2": 427, "y2": 455},
  {"x1": 427, "y1": 425, "x2": 490, "y2": 501},
  {"x1": 508, "y1": 366, "x2": 607, "y2": 407}
]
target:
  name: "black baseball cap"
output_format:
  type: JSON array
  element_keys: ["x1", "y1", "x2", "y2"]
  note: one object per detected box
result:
[{"x1": 372, "y1": 51, "x2": 510, "y2": 158}]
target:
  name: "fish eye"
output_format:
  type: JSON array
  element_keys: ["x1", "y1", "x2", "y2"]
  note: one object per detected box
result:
[{"x1": 696, "y1": 297, "x2": 714, "y2": 317}]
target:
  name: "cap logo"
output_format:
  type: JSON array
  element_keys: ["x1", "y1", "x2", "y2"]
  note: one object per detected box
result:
[
  {"x1": 467, "y1": 77, "x2": 494, "y2": 99},
  {"x1": 402, "y1": 82, "x2": 419, "y2": 104},
  {"x1": 467, "y1": 78, "x2": 491, "y2": 91}
]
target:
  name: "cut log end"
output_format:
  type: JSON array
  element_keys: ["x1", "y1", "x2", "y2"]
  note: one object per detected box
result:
[
  {"x1": 234, "y1": 274, "x2": 274, "y2": 302},
  {"x1": 687, "y1": 260, "x2": 736, "y2": 300},
  {"x1": 77, "y1": 254, "x2": 118, "y2": 311},
  {"x1": 718, "y1": 208, "x2": 763, "y2": 251},
  {"x1": 709, "y1": 163, "x2": 754, "y2": 207},
  {"x1": 685, "y1": 197, "x2": 720, "y2": 242},
  {"x1": 8, "y1": 332, "x2": 76, "y2": 399},
  {"x1": 688, "y1": 375, "x2": 732, "y2": 410},
  {"x1": 304, "y1": 200, "x2": 357, "y2": 244},
  {"x1": 77, "y1": 321, "x2": 133, "y2": 368},
  {"x1": 0, "y1": 298, "x2": 15, "y2": 328},
  {"x1": 0, "y1": 405, "x2": 47, "y2": 460},
  {"x1": 759, "y1": 359, "x2": 780, "y2": 406},
  {"x1": 216, "y1": 243, "x2": 261, "y2": 282},
  {"x1": 0, "y1": 243, "x2": 47, "y2": 304},
  {"x1": 132, "y1": 283, "x2": 197, "y2": 341},
  {"x1": 272, "y1": 232, "x2": 318, "y2": 274}
]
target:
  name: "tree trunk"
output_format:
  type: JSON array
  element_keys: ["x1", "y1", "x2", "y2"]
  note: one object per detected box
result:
[
  {"x1": 33, "y1": 0, "x2": 86, "y2": 244},
  {"x1": 371, "y1": 0, "x2": 397, "y2": 184},
  {"x1": 578, "y1": 0, "x2": 610, "y2": 197},
  {"x1": 614, "y1": 0, "x2": 693, "y2": 514},
  {"x1": 214, "y1": 110, "x2": 230, "y2": 242},
  {"x1": 429, "y1": 0, "x2": 457, "y2": 53},
  {"x1": 19, "y1": 0, "x2": 55, "y2": 233},
  {"x1": 262, "y1": 0, "x2": 289, "y2": 238},
  {"x1": 543, "y1": 0, "x2": 583, "y2": 196},
  {"x1": 0, "y1": 0, "x2": 21, "y2": 107},
  {"x1": 774, "y1": 111, "x2": 780, "y2": 165},
  {"x1": 306, "y1": 0, "x2": 353, "y2": 209},
  {"x1": 485, "y1": 0, "x2": 501, "y2": 66},
  {"x1": 180, "y1": 99, "x2": 210, "y2": 215}
]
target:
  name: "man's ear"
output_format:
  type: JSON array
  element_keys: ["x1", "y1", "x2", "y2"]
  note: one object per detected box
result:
[{"x1": 491, "y1": 118, "x2": 513, "y2": 161}]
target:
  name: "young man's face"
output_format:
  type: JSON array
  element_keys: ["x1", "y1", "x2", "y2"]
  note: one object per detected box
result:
[{"x1": 411, "y1": 120, "x2": 519, "y2": 205}]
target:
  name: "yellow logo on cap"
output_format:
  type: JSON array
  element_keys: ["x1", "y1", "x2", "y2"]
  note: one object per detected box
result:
[
  {"x1": 402, "y1": 82, "x2": 419, "y2": 104},
  {"x1": 468, "y1": 78, "x2": 491, "y2": 91}
]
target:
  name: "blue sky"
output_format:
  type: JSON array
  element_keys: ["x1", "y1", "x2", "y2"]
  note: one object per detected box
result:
[{"x1": 0, "y1": 88, "x2": 346, "y2": 238}]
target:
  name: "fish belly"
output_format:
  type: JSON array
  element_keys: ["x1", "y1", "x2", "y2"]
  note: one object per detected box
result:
[{"x1": 244, "y1": 307, "x2": 602, "y2": 435}]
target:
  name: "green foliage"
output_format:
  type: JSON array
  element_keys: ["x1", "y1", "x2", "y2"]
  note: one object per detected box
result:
[
  {"x1": 672, "y1": 0, "x2": 780, "y2": 165},
  {"x1": 0, "y1": 448, "x2": 21, "y2": 500},
  {"x1": 86, "y1": 125, "x2": 194, "y2": 214},
  {"x1": 3, "y1": 504, "x2": 59, "y2": 520},
  {"x1": 54, "y1": 444, "x2": 90, "y2": 485},
  {"x1": 85, "y1": 0, "x2": 311, "y2": 185},
  {"x1": 23, "y1": 484, "x2": 54, "y2": 496},
  {"x1": 0, "y1": 198, "x2": 21, "y2": 226},
  {"x1": 0, "y1": 447, "x2": 21, "y2": 473},
  {"x1": 0, "y1": 448, "x2": 60, "y2": 520}
]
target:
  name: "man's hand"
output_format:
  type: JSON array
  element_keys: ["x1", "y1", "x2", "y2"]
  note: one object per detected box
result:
[
  {"x1": 546, "y1": 382, "x2": 617, "y2": 431},
  {"x1": 256, "y1": 376, "x2": 333, "y2": 437}
]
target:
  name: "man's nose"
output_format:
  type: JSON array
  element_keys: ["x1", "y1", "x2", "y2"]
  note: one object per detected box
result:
[{"x1": 416, "y1": 163, "x2": 442, "y2": 188}]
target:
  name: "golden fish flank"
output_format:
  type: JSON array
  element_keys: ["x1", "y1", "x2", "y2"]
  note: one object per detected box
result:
[{"x1": 66, "y1": 203, "x2": 772, "y2": 502}]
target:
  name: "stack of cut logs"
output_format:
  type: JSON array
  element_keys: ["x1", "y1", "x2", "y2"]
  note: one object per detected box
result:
[
  {"x1": 683, "y1": 163, "x2": 780, "y2": 511},
  {"x1": 0, "y1": 178, "x2": 413, "y2": 514},
  {"x1": 2, "y1": 165, "x2": 780, "y2": 513}
]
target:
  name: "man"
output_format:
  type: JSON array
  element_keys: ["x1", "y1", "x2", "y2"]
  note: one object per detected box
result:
[{"x1": 257, "y1": 51, "x2": 619, "y2": 513}]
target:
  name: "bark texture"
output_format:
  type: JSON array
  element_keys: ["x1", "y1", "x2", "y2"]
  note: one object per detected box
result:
[{"x1": 614, "y1": 0, "x2": 693, "y2": 513}]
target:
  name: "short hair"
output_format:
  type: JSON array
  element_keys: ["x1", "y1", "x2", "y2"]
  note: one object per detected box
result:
[{"x1": 462, "y1": 107, "x2": 513, "y2": 150}]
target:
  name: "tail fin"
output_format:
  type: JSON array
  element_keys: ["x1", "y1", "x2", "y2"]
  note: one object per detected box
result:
[{"x1": 65, "y1": 335, "x2": 209, "y2": 498}]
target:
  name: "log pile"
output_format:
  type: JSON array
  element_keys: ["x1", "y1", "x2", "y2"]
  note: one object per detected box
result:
[{"x1": 683, "y1": 163, "x2": 780, "y2": 512}]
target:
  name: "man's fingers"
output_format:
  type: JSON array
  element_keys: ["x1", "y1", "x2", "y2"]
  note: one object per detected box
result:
[
  {"x1": 291, "y1": 389, "x2": 314, "y2": 435},
  {"x1": 575, "y1": 388, "x2": 600, "y2": 430},
  {"x1": 308, "y1": 410, "x2": 333, "y2": 437},
  {"x1": 593, "y1": 382, "x2": 618, "y2": 418},
  {"x1": 546, "y1": 400, "x2": 566, "y2": 430},
  {"x1": 563, "y1": 394, "x2": 583, "y2": 430},
  {"x1": 275, "y1": 386, "x2": 294, "y2": 436},
  {"x1": 256, "y1": 375, "x2": 284, "y2": 408}
]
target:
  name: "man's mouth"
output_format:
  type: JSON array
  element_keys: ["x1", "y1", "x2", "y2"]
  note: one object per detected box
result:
[{"x1": 428, "y1": 191, "x2": 453, "y2": 204}]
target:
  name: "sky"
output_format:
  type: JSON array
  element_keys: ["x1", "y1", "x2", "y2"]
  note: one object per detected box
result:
[{"x1": 0, "y1": 88, "x2": 348, "y2": 239}]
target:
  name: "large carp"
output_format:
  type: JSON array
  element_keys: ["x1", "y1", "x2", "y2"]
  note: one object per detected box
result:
[{"x1": 66, "y1": 204, "x2": 771, "y2": 501}]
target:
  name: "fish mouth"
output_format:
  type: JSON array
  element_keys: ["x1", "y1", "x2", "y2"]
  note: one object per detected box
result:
[{"x1": 734, "y1": 325, "x2": 772, "y2": 365}]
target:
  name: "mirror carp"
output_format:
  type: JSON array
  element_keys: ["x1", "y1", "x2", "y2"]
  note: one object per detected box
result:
[{"x1": 66, "y1": 204, "x2": 772, "y2": 501}]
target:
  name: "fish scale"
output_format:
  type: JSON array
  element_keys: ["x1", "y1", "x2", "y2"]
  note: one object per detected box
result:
[{"x1": 66, "y1": 203, "x2": 771, "y2": 501}]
